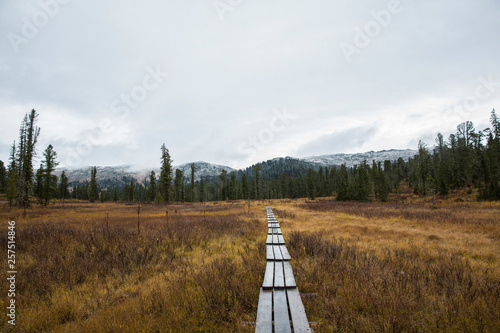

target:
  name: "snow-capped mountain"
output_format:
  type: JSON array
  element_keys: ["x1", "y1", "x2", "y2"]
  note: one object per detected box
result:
[
  {"x1": 56, "y1": 161, "x2": 235, "y2": 188},
  {"x1": 302, "y1": 149, "x2": 418, "y2": 167},
  {"x1": 56, "y1": 149, "x2": 417, "y2": 188}
]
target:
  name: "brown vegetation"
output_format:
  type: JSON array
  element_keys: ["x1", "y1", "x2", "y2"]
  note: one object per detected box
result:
[{"x1": 0, "y1": 193, "x2": 499, "y2": 332}]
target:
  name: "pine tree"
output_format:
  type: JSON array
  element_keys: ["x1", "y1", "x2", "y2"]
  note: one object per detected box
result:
[
  {"x1": 58, "y1": 171, "x2": 69, "y2": 200},
  {"x1": 148, "y1": 170, "x2": 157, "y2": 201},
  {"x1": 219, "y1": 170, "x2": 228, "y2": 200},
  {"x1": 336, "y1": 164, "x2": 349, "y2": 201},
  {"x1": 17, "y1": 109, "x2": 40, "y2": 207},
  {"x1": 34, "y1": 164, "x2": 44, "y2": 204},
  {"x1": 306, "y1": 168, "x2": 316, "y2": 200},
  {"x1": 199, "y1": 177, "x2": 205, "y2": 202},
  {"x1": 254, "y1": 164, "x2": 261, "y2": 199},
  {"x1": 159, "y1": 144, "x2": 173, "y2": 203},
  {"x1": 89, "y1": 166, "x2": 98, "y2": 203},
  {"x1": 241, "y1": 173, "x2": 249, "y2": 199},
  {"x1": 378, "y1": 169, "x2": 389, "y2": 202},
  {"x1": 6, "y1": 143, "x2": 18, "y2": 207},
  {"x1": 128, "y1": 178, "x2": 134, "y2": 201},
  {"x1": 0, "y1": 161, "x2": 6, "y2": 193},
  {"x1": 42, "y1": 144, "x2": 59, "y2": 205},
  {"x1": 174, "y1": 169, "x2": 184, "y2": 202},
  {"x1": 190, "y1": 163, "x2": 196, "y2": 202}
]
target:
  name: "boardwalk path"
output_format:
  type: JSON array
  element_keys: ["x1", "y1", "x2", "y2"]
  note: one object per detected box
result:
[{"x1": 255, "y1": 206, "x2": 312, "y2": 333}]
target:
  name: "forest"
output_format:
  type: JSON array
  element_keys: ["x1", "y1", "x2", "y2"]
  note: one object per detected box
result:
[{"x1": 1, "y1": 109, "x2": 499, "y2": 205}]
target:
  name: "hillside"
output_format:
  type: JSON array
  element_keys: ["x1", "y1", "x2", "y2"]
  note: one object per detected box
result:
[{"x1": 56, "y1": 149, "x2": 416, "y2": 189}]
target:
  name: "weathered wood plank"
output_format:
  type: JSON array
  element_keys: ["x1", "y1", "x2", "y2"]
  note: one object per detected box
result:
[
  {"x1": 266, "y1": 245, "x2": 274, "y2": 260},
  {"x1": 266, "y1": 234, "x2": 273, "y2": 245},
  {"x1": 287, "y1": 288, "x2": 312, "y2": 332},
  {"x1": 272, "y1": 234, "x2": 279, "y2": 244},
  {"x1": 283, "y1": 261, "x2": 296, "y2": 288},
  {"x1": 273, "y1": 289, "x2": 292, "y2": 333},
  {"x1": 278, "y1": 235, "x2": 285, "y2": 244},
  {"x1": 274, "y1": 261, "x2": 285, "y2": 288},
  {"x1": 280, "y1": 245, "x2": 291, "y2": 261},
  {"x1": 255, "y1": 288, "x2": 273, "y2": 333},
  {"x1": 262, "y1": 261, "x2": 274, "y2": 289},
  {"x1": 273, "y1": 245, "x2": 284, "y2": 261}
]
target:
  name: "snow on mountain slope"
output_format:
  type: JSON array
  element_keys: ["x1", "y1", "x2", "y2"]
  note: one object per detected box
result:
[{"x1": 302, "y1": 149, "x2": 418, "y2": 167}]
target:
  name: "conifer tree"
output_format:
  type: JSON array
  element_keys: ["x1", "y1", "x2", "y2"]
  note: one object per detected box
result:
[
  {"x1": 17, "y1": 109, "x2": 40, "y2": 207},
  {"x1": 58, "y1": 171, "x2": 69, "y2": 200},
  {"x1": 175, "y1": 169, "x2": 184, "y2": 202},
  {"x1": 159, "y1": 144, "x2": 173, "y2": 203},
  {"x1": 89, "y1": 166, "x2": 98, "y2": 203},
  {"x1": 129, "y1": 178, "x2": 135, "y2": 201},
  {"x1": 148, "y1": 170, "x2": 157, "y2": 201},
  {"x1": 306, "y1": 168, "x2": 317, "y2": 200},
  {"x1": 199, "y1": 177, "x2": 205, "y2": 202},
  {"x1": 254, "y1": 164, "x2": 261, "y2": 199},
  {"x1": 6, "y1": 143, "x2": 18, "y2": 207},
  {"x1": 41, "y1": 144, "x2": 59, "y2": 205},
  {"x1": 0, "y1": 161, "x2": 6, "y2": 193},
  {"x1": 34, "y1": 164, "x2": 44, "y2": 204},
  {"x1": 190, "y1": 163, "x2": 196, "y2": 202},
  {"x1": 241, "y1": 173, "x2": 249, "y2": 199}
]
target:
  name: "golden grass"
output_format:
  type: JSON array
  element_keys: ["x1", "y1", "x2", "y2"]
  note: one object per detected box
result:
[{"x1": 0, "y1": 194, "x2": 499, "y2": 332}]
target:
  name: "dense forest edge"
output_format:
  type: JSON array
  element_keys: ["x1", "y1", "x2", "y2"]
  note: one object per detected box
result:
[{"x1": 1, "y1": 108, "x2": 499, "y2": 206}]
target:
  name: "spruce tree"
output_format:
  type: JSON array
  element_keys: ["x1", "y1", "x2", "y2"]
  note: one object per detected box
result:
[
  {"x1": 6, "y1": 159, "x2": 18, "y2": 207},
  {"x1": 89, "y1": 166, "x2": 98, "y2": 203},
  {"x1": 42, "y1": 144, "x2": 59, "y2": 205},
  {"x1": 254, "y1": 164, "x2": 261, "y2": 199},
  {"x1": 17, "y1": 109, "x2": 40, "y2": 207},
  {"x1": 58, "y1": 171, "x2": 69, "y2": 200},
  {"x1": 241, "y1": 173, "x2": 248, "y2": 199},
  {"x1": 306, "y1": 168, "x2": 316, "y2": 200},
  {"x1": 190, "y1": 163, "x2": 196, "y2": 202},
  {"x1": 34, "y1": 164, "x2": 44, "y2": 204},
  {"x1": 159, "y1": 144, "x2": 173, "y2": 203},
  {"x1": 128, "y1": 178, "x2": 134, "y2": 201},
  {"x1": 148, "y1": 170, "x2": 157, "y2": 201},
  {"x1": 174, "y1": 169, "x2": 183, "y2": 201},
  {"x1": 199, "y1": 177, "x2": 205, "y2": 202},
  {"x1": 0, "y1": 161, "x2": 6, "y2": 193}
]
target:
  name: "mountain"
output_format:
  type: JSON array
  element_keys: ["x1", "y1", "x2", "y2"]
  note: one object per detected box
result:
[
  {"x1": 56, "y1": 149, "x2": 416, "y2": 188},
  {"x1": 302, "y1": 149, "x2": 418, "y2": 168},
  {"x1": 56, "y1": 162, "x2": 235, "y2": 189}
]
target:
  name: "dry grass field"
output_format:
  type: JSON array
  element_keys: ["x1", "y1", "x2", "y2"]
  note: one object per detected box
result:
[{"x1": 0, "y1": 191, "x2": 499, "y2": 332}]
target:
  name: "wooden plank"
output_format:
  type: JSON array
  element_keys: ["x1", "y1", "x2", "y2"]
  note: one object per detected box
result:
[
  {"x1": 268, "y1": 223, "x2": 279, "y2": 228},
  {"x1": 283, "y1": 261, "x2": 296, "y2": 287},
  {"x1": 266, "y1": 234, "x2": 272, "y2": 245},
  {"x1": 278, "y1": 235, "x2": 285, "y2": 244},
  {"x1": 262, "y1": 261, "x2": 274, "y2": 289},
  {"x1": 273, "y1": 289, "x2": 292, "y2": 333},
  {"x1": 287, "y1": 288, "x2": 312, "y2": 332},
  {"x1": 273, "y1": 245, "x2": 284, "y2": 261},
  {"x1": 255, "y1": 288, "x2": 273, "y2": 333},
  {"x1": 280, "y1": 245, "x2": 291, "y2": 261},
  {"x1": 266, "y1": 245, "x2": 274, "y2": 260},
  {"x1": 274, "y1": 261, "x2": 285, "y2": 288},
  {"x1": 272, "y1": 234, "x2": 279, "y2": 244}
]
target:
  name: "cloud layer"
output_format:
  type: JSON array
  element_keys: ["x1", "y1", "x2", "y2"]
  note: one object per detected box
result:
[{"x1": 1, "y1": 0, "x2": 499, "y2": 169}]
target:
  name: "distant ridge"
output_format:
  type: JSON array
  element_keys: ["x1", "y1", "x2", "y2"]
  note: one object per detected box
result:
[
  {"x1": 302, "y1": 149, "x2": 418, "y2": 167},
  {"x1": 56, "y1": 149, "x2": 417, "y2": 188}
]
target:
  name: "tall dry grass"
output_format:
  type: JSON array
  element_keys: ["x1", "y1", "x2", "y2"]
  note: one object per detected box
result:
[{"x1": 0, "y1": 201, "x2": 264, "y2": 332}]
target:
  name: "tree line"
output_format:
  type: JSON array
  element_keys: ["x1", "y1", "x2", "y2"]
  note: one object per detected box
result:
[{"x1": 1, "y1": 109, "x2": 499, "y2": 205}]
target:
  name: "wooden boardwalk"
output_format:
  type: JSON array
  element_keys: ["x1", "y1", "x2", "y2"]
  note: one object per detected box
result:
[{"x1": 255, "y1": 207, "x2": 312, "y2": 333}]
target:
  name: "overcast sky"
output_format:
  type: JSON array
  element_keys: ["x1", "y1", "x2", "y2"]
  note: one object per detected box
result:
[{"x1": 1, "y1": 1, "x2": 499, "y2": 170}]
